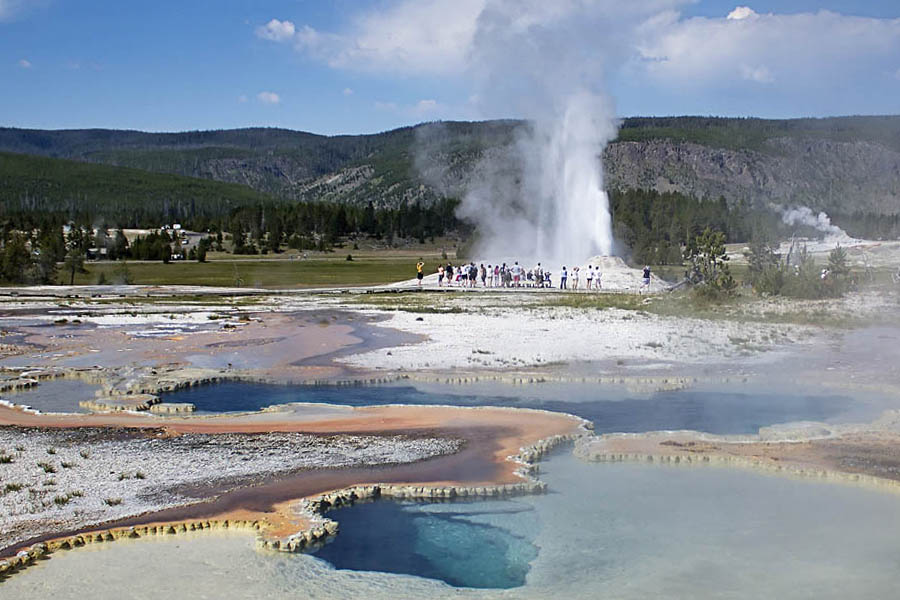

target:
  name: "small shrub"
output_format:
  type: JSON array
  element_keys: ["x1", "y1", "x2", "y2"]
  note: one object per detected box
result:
[
  {"x1": 60, "y1": 461, "x2": 76, "y2": 469},
  {"x1": 79, "y1": 450, "x2": 91, "y2": 459},
  {"x1": 38, "y1": 461, "x2": 56, "y2": 473},
  {"x1": 69, "y1": 490, "x2": 83, "y2": 497},
  {"x1": 53, "y1": 495, "x2": 71, "y2": 506},
  {"x1": 104, "y1": 497, "x2": 123, "y2": 506},
  {"x1": 46, "y1": 447, "x2": 57, "y2": 455},
  {"x1": 684, "y1": 228, "x2": 737, "y2": 303},
  {"x1": 117, "y1": 472, "x2": 130, "y2": 481},
  {"x1": 43, "y1": 479, "x2": 56, "y2": 486},
  {"x1": 0, "y1": 455, "x2": 13, "y2": 464},
  {"x1": 134, "y1": 471, "x2": 146, "y2": 480},
  {"x1": 15, "y1": 445, "x2": 25, "y2": 452},
  {"x1": 3, "y1": 483, "x2": 23, "y2": 493}
]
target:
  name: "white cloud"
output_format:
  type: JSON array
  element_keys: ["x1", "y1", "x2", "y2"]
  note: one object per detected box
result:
[
  {"x1": 413, "y1": 99, "x2": 441, "y2": 115},
  {"x1": 727, "y1": 6, "x2": 757, "y2": 21},
  {"x1": 255, "y1": 18, "x2": 296, "y2": 42},
  {"x1": 342, "y1": 87, "x2": 354, "y2": 96},
  {"x1": 257, "y1": 91, "x2": 281, "y2": 105},
  {"x1": 258, "y1": 2, "x2": 900, "y2": 114},
  {"x1": 261, "y1": 0, "x2": 485, "y2": 75},
  {"x1": 262, "y1": 1, "x2": 694, "y2": 77},
  {"x1": 636, "y1": 9, "x2": 900, "y2": 91},
  {"x1": 740, "y1": 64, "x2": 773, "y2": 83},
  {"x1": 17, "y1": 58, "x2": 31, "y2": 68}
]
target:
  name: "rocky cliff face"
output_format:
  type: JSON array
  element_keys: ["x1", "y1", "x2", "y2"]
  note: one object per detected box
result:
[
  {"x1": 184, "y1": 136, "x2": 900, "y2": 216},
  {"x1": 603, "y1": 137, "x2": 900, "y2": 214}
]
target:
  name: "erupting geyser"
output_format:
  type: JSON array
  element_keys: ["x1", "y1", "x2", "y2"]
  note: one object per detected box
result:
[
  {"x1": 439, "y1": 1, "x2": 660, "y2": 267},
  {"x1": 532, "y1": 90, "x2": 617, "y2": 263},
  {"x1": 453, "y1": 89, "x2": 617, "y2": 267}
]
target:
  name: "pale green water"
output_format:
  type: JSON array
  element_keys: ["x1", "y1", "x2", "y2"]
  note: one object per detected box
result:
[{"x1": 6, "y1": 452, "x2": 900, "y2": 599}]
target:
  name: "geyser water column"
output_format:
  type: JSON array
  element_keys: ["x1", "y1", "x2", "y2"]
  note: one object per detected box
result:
[
  {"x1": 446, "y1": 0, "x2": 665, "y2": 266},
  {"x1": 455, "y1": 89, "x2": 618, "y2": 266},
  {"x1": 533, "y1": 90, "x2": 616, "y2": 263}
]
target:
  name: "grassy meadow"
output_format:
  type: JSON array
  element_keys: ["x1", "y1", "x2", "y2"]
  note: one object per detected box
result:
[{"x1": 68, "y1": 252, "x2": 445, "y2": 288}]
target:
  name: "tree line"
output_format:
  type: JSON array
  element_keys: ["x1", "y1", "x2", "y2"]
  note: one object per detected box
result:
[{"x1": 0, "y1": 181, "x2": 889, "y2": 287}]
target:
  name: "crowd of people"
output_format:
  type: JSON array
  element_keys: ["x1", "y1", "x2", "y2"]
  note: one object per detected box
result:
[
  {"x1": 427, "y1": 261, "x2": 615, "y2": 290},
  {"x1": 417, "y1": 260, "x2": 654, "y2": 292}
]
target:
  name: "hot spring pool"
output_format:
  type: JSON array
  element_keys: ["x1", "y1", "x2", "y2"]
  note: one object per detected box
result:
[
  {"x1": 0, "y1": 379, "x2": 101, "y2": 414},
  {"x1": 6, "y1": 452, "x2": 900, "y2": 598},
  {"x1": 161, "y1": 380, "x2": 875, "y2": 435}
]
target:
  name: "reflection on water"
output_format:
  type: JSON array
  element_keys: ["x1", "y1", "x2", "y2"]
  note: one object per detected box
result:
[
  {"x1": 1, "y1": 379, "x2": 101, "y2": 413},
  {"x1": 163, "y1": 381, "x2": 857, "y2": 435},
  {"x1": 7, "y1": 452, "x2": 900, "y2": 599}
]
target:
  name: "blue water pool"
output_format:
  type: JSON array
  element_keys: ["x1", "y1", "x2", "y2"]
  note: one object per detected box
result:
[
  {"x1": 162, "y1": 381, "x2": 856, "y2": 435},
  {"x1": 311, "y1": 500, "x2": 538, "y2": 588},
  {"x1": 9, "y1": 451, "x2": 900, "y2": 598}
]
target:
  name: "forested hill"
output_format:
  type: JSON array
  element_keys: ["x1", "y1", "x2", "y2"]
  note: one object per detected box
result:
[
  {"x1": 1, "y1": 115, "x2": 899, "y2": 217},
  {"x1": 0, "y1": 151, "x2": 276, "y2": 227}
]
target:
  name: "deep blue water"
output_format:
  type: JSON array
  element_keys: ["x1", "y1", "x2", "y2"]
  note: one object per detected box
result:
[
  {"x1": 162, "y1": 381, "x2": 850, "y2": 435},
  {"x1": 311, "y1": 501, "x2": 538, "y2": 589},
  {"x1": 157, "y1": 381, "x2": 864, "y2": 590}
]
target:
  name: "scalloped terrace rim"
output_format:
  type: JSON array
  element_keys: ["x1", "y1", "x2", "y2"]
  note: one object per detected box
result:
[{"x1": 0, "y1": 401, "x2": 590, "y2": 573}]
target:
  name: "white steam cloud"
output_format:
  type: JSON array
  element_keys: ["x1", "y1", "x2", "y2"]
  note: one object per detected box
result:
[
  {"x1": 446, "y1": 1, "x2": 673, "y2": 265},
  {"x1": 776, "y1": 205, "x2": 850, "y2": 239}
]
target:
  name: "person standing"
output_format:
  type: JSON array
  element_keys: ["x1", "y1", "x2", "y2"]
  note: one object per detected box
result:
[
  {"x1": 572, "y1": 266, "x2": 580, "y2": 290},
  {"x1": 640, "y1": 265, "x2": 651, "y2": 294},
  {"x1": 480, "y1": 263, "x2": 487, "y2": 287},
  {"x1": 416, "y1": 259, "x2": 425, "y2": 287},
  {"x1": 513, "y1": 261, "x2": 522, "y2": 287},
  {"x1": 446, "y1": 263, "x2": 454, "y2": 287},
  {"x1": 585, "y1": 266, "x2": 593, "y2": 290},
  {"x1": 437, "y1": 264, "x2": 445, "y2": 287},
  {"x1": 560, "y1": 266, "x2": 568, "y2": 290}
]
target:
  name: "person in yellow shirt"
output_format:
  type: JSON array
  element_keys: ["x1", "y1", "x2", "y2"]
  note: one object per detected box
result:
[{"x1": 416, "y1": 259, "x2": 425, "y2": 287}]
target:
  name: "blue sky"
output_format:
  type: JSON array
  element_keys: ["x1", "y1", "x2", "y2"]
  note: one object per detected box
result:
[{"x1": 2, "y1": 0, "x2": 899, "y2": 134}]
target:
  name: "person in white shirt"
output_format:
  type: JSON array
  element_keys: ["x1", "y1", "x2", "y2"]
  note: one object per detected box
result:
[{"x1": 585, "y1": 266, "x2": 593, "y2": 290}]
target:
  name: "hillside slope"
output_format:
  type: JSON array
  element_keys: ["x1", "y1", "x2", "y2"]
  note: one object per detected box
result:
[
  {"x1": 0, "y1": 151, "x2": 275, "y2": 225},
  {"x1": 1, "y1": 116, "x2": 898, "y2": 216}
]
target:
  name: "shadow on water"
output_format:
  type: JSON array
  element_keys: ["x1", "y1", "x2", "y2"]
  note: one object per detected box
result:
[
  {"x1": 311, "y1": 500, "x2": 538, "y2": 589},
  {"x1": 163, "y1": 382, "x2": 852, "y2": 435}
]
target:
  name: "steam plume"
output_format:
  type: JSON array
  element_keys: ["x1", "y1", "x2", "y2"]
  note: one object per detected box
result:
[
  {"x1": 776, "y1": 205, "x2": 851, "y2": 239},
  {"x1": 425, "y1": 1, "x2": 671, "y2": 265}
]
